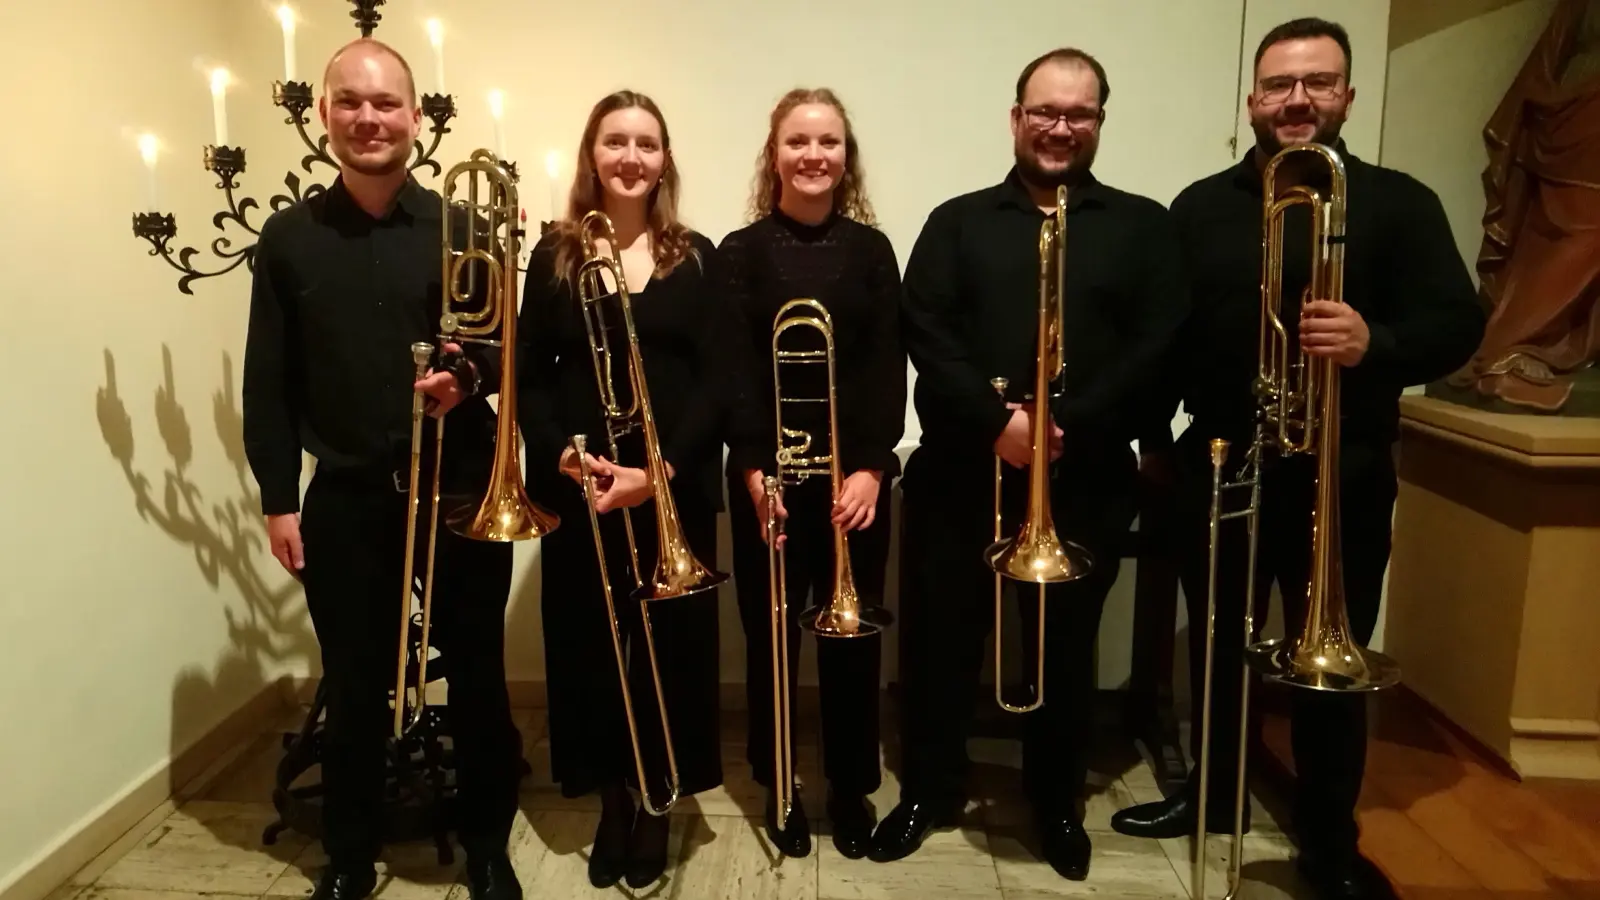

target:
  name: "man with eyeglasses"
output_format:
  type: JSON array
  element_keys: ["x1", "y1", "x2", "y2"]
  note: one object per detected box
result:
[
  {"x1": 1112, "y1": 18, "x2": 1483, "y2": 900},
  {"x1": 870, "y1": 47, "x2": 1188, "y2": 881}
]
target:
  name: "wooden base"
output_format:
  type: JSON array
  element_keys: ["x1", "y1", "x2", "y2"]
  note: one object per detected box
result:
[{"x1": 1386, "y1": 396, "x2": 1600, "y2": 780}]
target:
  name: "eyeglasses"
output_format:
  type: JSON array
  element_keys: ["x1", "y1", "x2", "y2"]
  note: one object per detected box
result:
[
  {"x1": 1256, "y1": 72, "x2": 1345, "y2": 104},
  {"x1": 1020, "y1": 105, "x2": 1102, "y2": 132}
]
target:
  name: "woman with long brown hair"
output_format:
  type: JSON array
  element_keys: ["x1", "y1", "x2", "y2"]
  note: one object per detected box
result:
[
  {"x1": 516, "y1": 89, "x2": 729, "y2": 889},
  {"x1": 722, "y1": 87, "x2": 906, "y2": 860}
]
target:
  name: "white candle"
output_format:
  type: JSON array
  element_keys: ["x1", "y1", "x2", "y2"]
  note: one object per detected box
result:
[
  {"x1": 488, "y1": 90, "x2": 506, "y2": 159},
  {"x1": 210, "y1": 68, "x2": 230, "y2": 146},
  {"x1": 138, "y1": 133, "x2": 160, "y2": 212},
  {"x1": 277, "y1": 5, "x2": 297, "y2": 82},
  {"x1": 426, "y1": 19, "x2": 445, "y2": 93},
  {"x1": 545, "y1": 150, "x2": 561, "y2": 221}
]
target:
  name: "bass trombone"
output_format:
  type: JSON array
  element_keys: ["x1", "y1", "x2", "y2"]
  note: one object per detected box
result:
[
  {"x1": 571, "y1": 209, "x2": 729, "y2": 816},
  {"x1": 1191, "y1": 142, "x2": 1400, "y2": 900},
  {"x1": 393, "y1": 149, "x2": 560, "y2": 739},
  {"x1": 987, "y1": 183, "x2": 1094, "y2": 714},
  {"x1": 765, "y1": 298, "x2": 894, "y2": 828}
]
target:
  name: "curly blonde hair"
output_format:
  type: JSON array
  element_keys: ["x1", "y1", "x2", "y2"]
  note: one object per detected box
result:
[{"x1": 747, "y1": 87, "x2": 876, "y2": 226}]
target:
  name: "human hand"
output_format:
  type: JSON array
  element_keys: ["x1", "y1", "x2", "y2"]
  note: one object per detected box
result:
[
  {"x1": 994, "y1": 404, "x2": 1063, "y2": 468},
  {"x1": 1300, "y1": 300, "x2": 1369, "y2": 366},
  {"x1": 746, "y1": 469, "x2": 787, "y2": 547},
  {"x1": 414, "y1": 342, "x2": 471, "y2": 417},
  {"x1": 593, "y1": 464, "x2": 652, "y2": 513},
  {"x1": 832, "y1": 470, "x2": 882, "y2": 531},
  {"x1": 266, "y1": 513, "x2": 304, "y2": 577}
]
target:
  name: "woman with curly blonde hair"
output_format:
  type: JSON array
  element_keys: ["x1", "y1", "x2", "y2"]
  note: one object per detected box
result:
[{"x1": 721, "y1": 86, "x2": 905, "y2": 861}]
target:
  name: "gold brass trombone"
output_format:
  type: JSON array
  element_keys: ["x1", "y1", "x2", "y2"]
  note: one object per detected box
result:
[
  {"x1": 394, "y1": 149, "x2": 560, "y2": 740},
  {"x1": 987, "y1": 184, "x2": 1094, "y2": 714},
  {"x1": 766, "y1": 298, "x2": 894, "y2": 828},
  {"x1": 571, "y1": 209, "x2": 729, "y2": 816},
  {"x1": 1191, "y1": 142, "x2": 1400, "y2": 900}
]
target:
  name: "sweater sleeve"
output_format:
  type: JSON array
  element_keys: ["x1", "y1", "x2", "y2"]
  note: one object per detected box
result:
[
  {"x1": 719, "y1": 230, "x2": 774, "y2": 474},
  {"x1": 661, "y1": 236, "x2": 734, "y2": 478},
  {"x1": 515, "y1": 234, "x2": 571, "y2": 478},
  {"x1": 853, "y1": 228, "x2": 907, "y2": 475}
]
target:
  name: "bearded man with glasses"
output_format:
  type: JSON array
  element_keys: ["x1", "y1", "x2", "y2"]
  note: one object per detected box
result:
[{"x1": 1112, "y1": 18, "x2": 1484, "y2": 900}]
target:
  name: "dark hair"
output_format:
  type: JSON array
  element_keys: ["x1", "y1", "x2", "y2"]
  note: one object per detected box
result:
[
  {"x1": 550, "y1": 90, "x2": 698, "y2": 286},
  {"x1": 1254, "y1": 17, "x2": 1353, "y2": 79},
  {"x1": 747, "y1": 87, "x2": 876, "y2": 226},
  {"x1": 1014, "y1": 48, "x2": 1110, "y2": 107}
]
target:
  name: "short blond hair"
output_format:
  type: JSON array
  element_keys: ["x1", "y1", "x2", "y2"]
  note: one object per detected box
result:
[{"x1": 322, "y1": 37, "x2": 416, "y2": 104}]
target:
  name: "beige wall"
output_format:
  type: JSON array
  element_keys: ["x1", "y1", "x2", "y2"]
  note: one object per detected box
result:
[
  {"x1": 0, "y1": 0, "x2": 320, "y2": 893},
  {"x1": 3, "y1": 0, "x2": 1414, "y2": 892}
]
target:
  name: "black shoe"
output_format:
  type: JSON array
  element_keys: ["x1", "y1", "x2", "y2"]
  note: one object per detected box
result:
[
  {"x1": 867, "y1": 797, "x2": 959, "y2": 863},
  {"x1": 589, "y1": 788, "x2": 634, "y2": 888},
  {"x1": 463, "y1": 853, "x2": 521, "y2": 900},
  {"x1": 765, "y1": 788, "x2": 812, "y2": 857},
  {"x1": 309, "y1": 866, "x2": 377, "y2": 900},
  {"x1": 1298, "y1": 846, "x2": 1399, "y2": 900},
  {"x1": 1109, "y1": 778, "x2": 1251, "y2": 840},
  {"x1": 827, "y1": 791, "x2": 874, "y2": 860},
  {"x1": 624, "y1": 809, "x2": 671, "y2": 888},
  {"x1": 1036, "y1": 816, "x2": 1092, "y2": 881}
]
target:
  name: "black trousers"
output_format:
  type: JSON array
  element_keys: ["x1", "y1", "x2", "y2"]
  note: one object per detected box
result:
[
  {"x1": 1175, "y1": 429, "x2": 1397, "y2": 854},
  {"x1": 535, "y1": 474, "x2": 724, "y2": 801},
  {"x1": 896, "y1": 448, "x2": 1135, "y2": 816},
  {"x1": 726, "y1": 472, "x2": 888, "y2": 798},
  {"x1": 299, "y1": 467, "x2": 521, "y2": 867}
]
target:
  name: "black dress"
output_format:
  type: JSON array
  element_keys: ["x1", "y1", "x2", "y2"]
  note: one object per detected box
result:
[
  {"x1": 720, "y1": 209, "x2": 906, "y2": 796},
  {"x1": 516, "y1": 226, "x2": 730, "y2": 800}
]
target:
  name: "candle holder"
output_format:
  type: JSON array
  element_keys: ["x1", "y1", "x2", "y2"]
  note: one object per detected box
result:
[{"x1": 132, "y1": 0, "x2": 461, "y2": 295}]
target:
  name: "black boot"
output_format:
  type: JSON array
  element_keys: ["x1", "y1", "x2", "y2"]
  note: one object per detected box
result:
[
  {"x1": 867, "y1": 795, "x2": 960, "y2": 863},
  {"x1": 463, "y1": 852, "x2": 521, "y2": 900},
  {"x1": 765, "y1": 788, "x2": 812, "y2": 857},
  {"x1": 1035, "y1": 814, "x2": 1092, "y2": 881},
  {"x1": 624, "y1": 808, "x2": 671, "y2": 888},
  {"x1": 1298, "y1": 844, "x2": 1399, "y2": 900},
  {"x1": 309, "y1": 865, "x2": 376, "y2": 900},
  {"x1": 588, "y1": 783, "x2": 634, "y2": 888},
  {"x1": 1109, "y1": 773, "x2": 1251, "y2": 840},
  {"x1": 827, "y1": 790, "x2": 874, "y2": 860}
]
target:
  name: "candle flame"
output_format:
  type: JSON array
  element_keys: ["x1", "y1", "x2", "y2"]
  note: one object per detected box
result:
[
  {"x1": 426, "y1": 18, "x2": 444, "y2": 48},
  {"x1": 488, "y1": 89, "x2": 505, "y2": 120},
  {"x1": 277, "y1": 4, "x2": 295, "y2": 32},
  {"x1": 545, "y1": 150, "x2": 560, "y2": 180},
  {"x1": 210, "y1": 67, "x2": 231, "y2": 95},
  {"x1": 138, "y1": 133, "x2": 159, "y2": 166}
]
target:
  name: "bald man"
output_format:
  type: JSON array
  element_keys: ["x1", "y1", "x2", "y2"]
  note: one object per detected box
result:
[{"x1": 242, "y1": 40, "x2": 523, "y2": 900}]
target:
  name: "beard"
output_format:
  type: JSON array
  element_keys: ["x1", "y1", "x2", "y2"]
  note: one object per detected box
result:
[
  {"x1": 1014, "y1": 138, "x2": 1097, "y2": 188},
  {"x1": 1251, "y1": 114, "x2": 1343, "y2": 157}
]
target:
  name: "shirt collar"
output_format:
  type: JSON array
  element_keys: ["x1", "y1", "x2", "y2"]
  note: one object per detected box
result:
[
  {"x1": 993, "y1": 165, "x2": 1107, "y2": 214},
  {"x1": 326, "y1": 173, "x2": 433, "y2": 224},
  {"x1": 1229, "y1": 137, "x2": 1359, "y2": 192}
]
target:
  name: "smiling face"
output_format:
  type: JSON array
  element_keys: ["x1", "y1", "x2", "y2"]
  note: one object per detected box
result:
[
  {"x1": 590, "y1": 106, "x2": 666, "y2": 204},
  {"x1": 774, "y1": 102, "x2": 847, "y2": 206},
  {"x1": 1247, "y1": 36, "x2": 1354, "y2": 156},
  {"x1": 1010, "y1": 58, "x2": 1103, "y2": 186},
  {"x1": 318, "y1": 43, "x2": 420, "y2": 176}
]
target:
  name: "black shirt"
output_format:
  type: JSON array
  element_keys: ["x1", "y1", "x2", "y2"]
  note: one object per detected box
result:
[
  {"x1": 1157, "y1": 143, "x2": 1485, "y2": 450},
  {"x1": 242, "y1": 176, "x2": 502, "y2": 516},
  {"x1": 515, "y1": 228, "x2": 732, "y2": 511},
  {"x1": 901, "y1": 167, "x2": 1189, "y2": 473},
  {"x1": 720, "y1": 210, "x2": 907, "y2": 480}
]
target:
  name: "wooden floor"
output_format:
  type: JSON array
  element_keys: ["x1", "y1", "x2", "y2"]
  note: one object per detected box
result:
[{"x1": 40, "y1": 690, "x2": 1600, "y2": 899}]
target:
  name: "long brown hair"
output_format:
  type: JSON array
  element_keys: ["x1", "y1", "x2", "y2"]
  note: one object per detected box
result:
[
  {"x1": 747, "y1": 87, "x2": 876, "y2": 226},
  {"x1": 551, "y1": 90, "x2": 698, "y2": 286}
]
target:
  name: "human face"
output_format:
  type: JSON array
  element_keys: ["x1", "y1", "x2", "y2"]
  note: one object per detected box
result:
[
  {"x1": 1247, "y1": 36, "x2": 1353, "y2": 155},
  {"x1": 319, "y1": 48, "x2": 419, "y2": 176},
  {"x1": 1010, "y1": 60, "x2": 1102, "y2": 187},
  {"x1": 775, "y1": 102, "x2": 847, "y2": 205},
  {"x1": 591, "y1": 107, "x2": 666, "y2": 204}
]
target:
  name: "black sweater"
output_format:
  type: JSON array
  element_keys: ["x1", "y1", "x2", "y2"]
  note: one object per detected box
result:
[
  {"x1": 721, "y1": 210, "x2": 907, "y2": 480},
  {"x1": 515, "y1": 228, "x2": 733, "y2": 511}
]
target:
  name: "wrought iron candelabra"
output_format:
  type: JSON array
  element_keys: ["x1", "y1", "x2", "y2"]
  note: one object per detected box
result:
[{"x1": 130, "y1": 0, "x2": 485, "y2": 295}]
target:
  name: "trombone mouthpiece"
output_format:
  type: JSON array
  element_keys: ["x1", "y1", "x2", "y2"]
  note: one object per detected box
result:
[
  {"x1": 1210, "y1": 438, "x2": 1230, "y2": 468},
  {"x1": 411, "y1": 342, "x2": 434, "y2": 367},
  {"x1": 991, "y1": 377, "x2": 1009, "y2": 395}
]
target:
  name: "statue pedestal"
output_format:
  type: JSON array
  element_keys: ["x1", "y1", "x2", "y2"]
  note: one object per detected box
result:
[{"x1": 1388, "y1": 396, "x2": 1600, "y2": 780}]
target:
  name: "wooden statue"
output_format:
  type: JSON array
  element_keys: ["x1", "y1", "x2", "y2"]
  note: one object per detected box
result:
[{"x1": 1436, "y1": 0, "x2": 1600, "y2": 414}]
